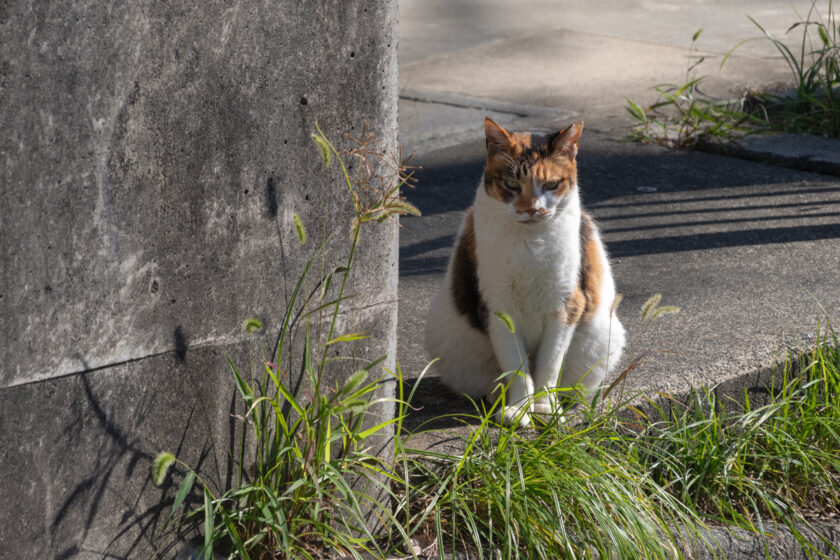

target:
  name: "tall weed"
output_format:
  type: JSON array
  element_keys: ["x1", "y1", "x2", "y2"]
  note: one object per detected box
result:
[{"x1": 152, "y1": 125, "x2": 418, "y2": 559}]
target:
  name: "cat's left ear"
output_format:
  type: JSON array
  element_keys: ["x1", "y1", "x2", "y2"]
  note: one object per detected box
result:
[
  {"x1": 484, "y1": 117, "x2": 514, "y2": 154},
  {"x1": 550, "y1": 121, "x2": 584, "y2": 161}
]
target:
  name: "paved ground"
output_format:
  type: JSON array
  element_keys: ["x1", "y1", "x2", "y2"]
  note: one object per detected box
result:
[{"x1": 395, "y1": 0, "x2": 840, "y2": 437}]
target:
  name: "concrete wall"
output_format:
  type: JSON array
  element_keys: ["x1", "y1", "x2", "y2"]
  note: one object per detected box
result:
[{"x1": 0, "y1": 1, "x2": 398, "y2": 557}]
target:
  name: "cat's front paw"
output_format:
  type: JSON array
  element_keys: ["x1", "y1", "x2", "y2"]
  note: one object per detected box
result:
[
  {"x1": 497, "y1": 403, "x2": 532, "y2": 428},
  {"x1": 532, "y1": 394, "x2": 567, "y2": 424}
]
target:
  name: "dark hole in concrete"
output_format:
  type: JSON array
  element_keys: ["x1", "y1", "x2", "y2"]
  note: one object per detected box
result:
[
  {"x1": 300, "y1": 96, "x2": 308, "y2": 105},
  {"x1": 173, "y1": 326, "x2": 187, "y2": 363},
  {"x1": 56, "y1": 545, "x2": 80, "y2": 560},
  {"x1": 266, "y1": 176, "x2": 278, "y2": 218}
]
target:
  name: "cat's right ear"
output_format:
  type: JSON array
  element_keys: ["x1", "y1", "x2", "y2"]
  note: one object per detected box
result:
[
  {"x1": 484, "y1": 117, "x2": 513, "y2": 154},
  {"x1": 550, "y1": 121, "x2": 584, "y2": 161}
]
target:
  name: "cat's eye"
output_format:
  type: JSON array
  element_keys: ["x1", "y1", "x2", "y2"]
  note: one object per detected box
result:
[
  {"x1": 503, "y1": 179, "x2": 521, "y2": 191},
  {"x1": 543, "y1": 181, "x2": 561, "y2": 191}
]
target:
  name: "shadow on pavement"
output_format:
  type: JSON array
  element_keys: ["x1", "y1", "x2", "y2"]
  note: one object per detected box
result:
[{"x1": 400, "y1": 141, "x2": 840, "y2": 275}]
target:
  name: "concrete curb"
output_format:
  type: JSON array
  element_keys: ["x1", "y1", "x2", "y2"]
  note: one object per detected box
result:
[
  {"x1": 398, "y1": 88, "x2": 578, "y2": 154},
  {"x1": 340, "y1": 519, "x2": 840, "y2": 559},
  {"x1": 699, "y1": 133, "x2": 840, "y2": 177},
  {"x1": 400, "y1": 88, "x2": 578, "y2": 120},
  {"x1": 694, "y1": 521, "x2": 840, "y2": 560}
]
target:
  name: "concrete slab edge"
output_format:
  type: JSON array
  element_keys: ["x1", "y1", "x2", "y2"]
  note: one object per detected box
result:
[
  {"x1": 334, "y1": 517, "x2": 840, "y2": 559},
  {"x1": 400, "y1": 88, "x2": 578, "y2": 121},
  {"x1": 698, "y1": 133, "x2": 840, "y2": 178},
  {"x1": 692, "y1": 520, "x2": 840, "y2": 560},
  {"x1": 399, "y1": 89, "x2": 579, "y2": 154}
]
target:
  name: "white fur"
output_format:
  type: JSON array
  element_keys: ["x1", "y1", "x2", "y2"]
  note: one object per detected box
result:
[{"x1": 424, "y1": 175, "x2": 626, "y2": 426}]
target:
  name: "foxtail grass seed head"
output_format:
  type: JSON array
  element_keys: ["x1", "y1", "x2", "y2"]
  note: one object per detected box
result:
[
  {"x1": 339, "y1": 369, "x2": 368, "y2": 396},
  {"x1": 293, "y1": 213, "x2": 306, "y2": 245},
  {"x1": 641, "y1": 294, "x2": 680, "y2": 321},
  {"x1": 242, "y1": 317, "x2": 263, "y2": 334},
  {"x1": 152, "y1": 451, "x2": 176, "y2": 486},
  {"x1": 652, "y1": 305, "x2": 681, "y2": 319},
  {"x1": 494, "y1": 311, "x2": 516, "y2": 334},
  {"x1": 610, "y1": 293, "x2": 624, "y2": 315},
  {"x1": 384, "y1": 199, "x2": 421, "y2": 218},
  {"x1": 311, "y1": 133, "x2": 332, "y2": 167},
  {"x1": 641, "y1": 294, "x2": 663, "y2": 321}
]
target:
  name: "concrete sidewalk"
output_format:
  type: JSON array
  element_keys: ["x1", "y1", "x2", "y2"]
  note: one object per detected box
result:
[{"x1": 395, "y1": 0, "x2": 840, "y2": 434}]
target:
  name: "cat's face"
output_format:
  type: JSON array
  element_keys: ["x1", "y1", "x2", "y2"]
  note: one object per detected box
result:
[{"x1": 482, "y1": 118, "x2": 583, "y2": 224}]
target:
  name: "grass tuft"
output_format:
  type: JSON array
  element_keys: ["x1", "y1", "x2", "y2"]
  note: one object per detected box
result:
[
  {"x1": 397, "y1": 393, "x2": 709, "y2": 560},
  {"x1": 628, "y1": 3, "x2": 840, "y2": 145},
  {"x1": 311, "y1": 132, "x2": 332, "y2": 167},
  {"x1": 630, "y1": 324, "x2": 840, "y2": 556}
]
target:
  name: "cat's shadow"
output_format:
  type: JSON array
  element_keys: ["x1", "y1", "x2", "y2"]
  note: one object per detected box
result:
[{"x1": 400, "y1": 376, "x2": 484, "y2": 433}]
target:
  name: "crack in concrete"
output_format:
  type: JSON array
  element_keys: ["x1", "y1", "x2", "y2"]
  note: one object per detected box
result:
[{"x1": 6, "y1": 299, "x2": 400, "y2": 390}]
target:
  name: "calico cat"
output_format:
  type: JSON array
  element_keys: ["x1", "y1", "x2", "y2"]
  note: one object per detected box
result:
[{"x1": 424, "y1": 118, "x2": 625, "y2": 427}]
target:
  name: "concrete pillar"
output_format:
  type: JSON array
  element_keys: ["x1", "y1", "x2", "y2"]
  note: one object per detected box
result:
[{"x1": 0, "y1": 1, "x2": 398, "y2": 557}]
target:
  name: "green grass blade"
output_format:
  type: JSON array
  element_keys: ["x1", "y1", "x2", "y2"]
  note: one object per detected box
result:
[
  {"x1": 202, "y1": 488, "x2": 213, "y2": 560},
  {"x1": 170, "y1": 471, "x2": 196, "y2": 519}
]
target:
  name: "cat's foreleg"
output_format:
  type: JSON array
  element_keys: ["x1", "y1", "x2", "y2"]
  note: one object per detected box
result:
[
  {"x1": 532, "y1": 318, "x2": 577, "y2": 417},
  {"x1": 487, "y1": 318, "x2": 534, "y2": 427}
]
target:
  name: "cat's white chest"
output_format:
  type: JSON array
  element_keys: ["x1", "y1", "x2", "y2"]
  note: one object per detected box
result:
[
  {"x1": 506, "y1": 239, "x2": 565, "y2": 301},
  {"x1": 476, "y1": 217, "x2": 579, "y2": 348}
]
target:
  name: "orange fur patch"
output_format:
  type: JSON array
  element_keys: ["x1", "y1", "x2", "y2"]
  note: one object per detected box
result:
[
  {"x1": 582, "y1": 221, "x2": 604, "y2": 321},
  {"x1": 560, "y1": 288, "x2": 585, "y2": 325},
  {"x1": 561, "y1": 212, "x2": 604, "y2": 325},
  {"x1": 510, "y1": 132, "x2": 532, "y2": 154}
]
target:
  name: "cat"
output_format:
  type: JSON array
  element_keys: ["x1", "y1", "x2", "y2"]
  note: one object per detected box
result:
[{"x1": 424, "y1": 118, "x2": 625, "y2": 427}]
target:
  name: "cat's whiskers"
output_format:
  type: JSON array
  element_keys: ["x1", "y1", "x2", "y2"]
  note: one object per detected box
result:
[{"x1": 498, "y1": 152, "x2": 518, "y2": 175}]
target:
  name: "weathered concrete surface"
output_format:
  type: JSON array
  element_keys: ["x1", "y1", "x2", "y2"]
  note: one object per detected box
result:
[
  {"x1": 0, "y1": 305, "x2": 398, "y2": 558},
  {"x1": 1, "y1": 1, "x2": 397, "y2": 389},
  {"x1": 0, "y1": 341, "x2": 246, "y2": 559},
  {"x1": 398, "y1": 0, "x2": 832, "y2": 156},
  {"x1": 0, "y1": 0, "x2": 398, "y2": 557}
]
